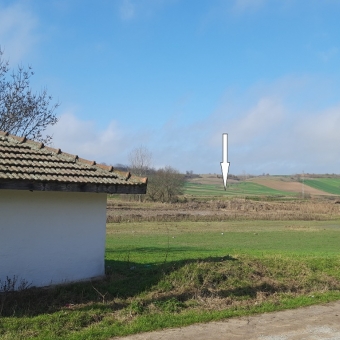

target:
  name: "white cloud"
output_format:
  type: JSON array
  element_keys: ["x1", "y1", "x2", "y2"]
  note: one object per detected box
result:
[
  {"x1": 182, "y1": 75, "x2": 340, "y2": 175},
  {"x1": 251, "y1": 104, "x2": 340, "y2": 174},
  {"x1": 118, "y1": 0, "x2": 178, "y2": 21},
  {"x1": 294, "y1": 106, "x2": 340, "y2": 161},
  {"x1": 45, "y1": 76, "x2": 340, "y2": 175},
  {"x1": 46, "y1": 111, "x2": 153, "y2": 166},
  {"x1": 228, "y1": 97, "x2": 284, "y2": 145},
  {"x1": 232, "y1": 0, "x2": 267, "y2": 13},
  {"x1": 47, "y1": 112, "x2": 125, "y2": 164},
  {"x1": 319, "y1": 47, "x2": 338, "y2": 62},
  {"x1": 0, "y1": 2, "x2": 39, "y2": 62},
  {"x1": 120, "y1": 0, "x2": 135, "y2": 20}
]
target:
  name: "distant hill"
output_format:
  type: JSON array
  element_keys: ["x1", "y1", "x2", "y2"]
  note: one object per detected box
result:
[{"x1": 185, "y1": 174, "x2": 339, "y2": 197}]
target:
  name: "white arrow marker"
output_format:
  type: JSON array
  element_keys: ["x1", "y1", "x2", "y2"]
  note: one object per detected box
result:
[{"x1": 220, "y1": 133, "x2": 230, "y2": 190}]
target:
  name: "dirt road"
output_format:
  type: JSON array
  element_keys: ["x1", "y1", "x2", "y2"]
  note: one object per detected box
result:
[{"x1": 112, "y1": 301, "x2": 340, "y2": 340}]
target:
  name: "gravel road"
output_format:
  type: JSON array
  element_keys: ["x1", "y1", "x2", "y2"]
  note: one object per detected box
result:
[{"x1": 112, "y1": 301, "x2": 340, "y2": 340}]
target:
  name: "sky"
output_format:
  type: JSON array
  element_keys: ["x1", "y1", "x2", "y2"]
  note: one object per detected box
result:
[{"x1": 1, "y1": 0, "x2": 340, "y2": 175}]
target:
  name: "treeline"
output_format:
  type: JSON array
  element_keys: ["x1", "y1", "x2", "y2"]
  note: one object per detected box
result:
[
  {"x1": 216, "y1": 174, "x2": 242, "y2": 181},
  {"x1": 142, "y1": 166, "x2": 185, "y2": 203},
  {"x1": 115, "y1": 166, "x2": 185, "y2": 203},
  {"x1": 296, "y1": 173, "x2": 340, "y2": 179},
  {"x1": 113, "y1": 146, "x2": 185, "y2": 203}
]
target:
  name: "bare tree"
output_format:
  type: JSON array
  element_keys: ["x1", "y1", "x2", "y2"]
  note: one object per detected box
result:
[
  {"x1": 128, "y1": 145, "x2": 152, "y2": 176},
  {"x1": 147, "y1": 166, "x2": 185, "y2": 203},
  {"x1": 0, "y1": 49, "x2": 59, "y2": 144},
  {"x1": 128, "y1": 145, "x2": 152, "y2": 202},
  {"x1": 128, "y1": 147, "x2": 184, "y2": 203}
]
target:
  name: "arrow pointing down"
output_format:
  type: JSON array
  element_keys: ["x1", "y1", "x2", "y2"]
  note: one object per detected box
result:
[{"x1": 220, "y1": 133, "x2": 230, "y2": 190}]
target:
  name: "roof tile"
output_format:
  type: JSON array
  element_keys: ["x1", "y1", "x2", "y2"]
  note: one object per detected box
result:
[{"x1": 0, "y1": 130, "x2": 147, "y2": 193}]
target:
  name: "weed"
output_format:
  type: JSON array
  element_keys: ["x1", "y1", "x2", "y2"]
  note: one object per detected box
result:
[
  {"x1": 0, "y1": 275, "x2": 31, "y2": 292},
  {"x1": 92, "y1": 285, "x2": 109, "y2": 303},
  {"x1": 128, "y1": 300, "x2": 145, "y2": 315},
  {"x1": 157, "y1": 280, "x2": 173, "y2": 292},
  {"x1": 0, "y1": 276, "x2": 31, "y2": 316},
  {"x1": 153, "y1": 297, "x2": 184, "y2": 313}
]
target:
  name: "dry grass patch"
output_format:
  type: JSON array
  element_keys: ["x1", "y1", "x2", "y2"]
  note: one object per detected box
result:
[{"x1": 107, "y1": 198, "x2": 340, "y2": 223}]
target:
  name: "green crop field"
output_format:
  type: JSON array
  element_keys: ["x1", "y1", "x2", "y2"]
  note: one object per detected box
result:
[
  {"x1": 106, "y1": 220, "x2": 340, "y2": 260},
  {"x1": 304, "y1": 178, "x2": 340, "y2": 195},
  {"x1": 3, "y1": 220, "x2": 340, "y2": 340},
  {"x1": 184, "y1": 181, "x2": 295, "y2": 197}
]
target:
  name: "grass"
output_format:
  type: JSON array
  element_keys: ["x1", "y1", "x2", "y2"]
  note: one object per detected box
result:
[
  {"x1": 1, "y1": 219, "x2": 340, "y2": 339},
  {"x1": 106, "y1": 220, "x2": 340, "y2": 258},
  {"x1": 304, "y1": 178, "x2": 340, "y2": 195},
  {"x1": 184, "y1": 181, "x2": 295, "y2": 197}
]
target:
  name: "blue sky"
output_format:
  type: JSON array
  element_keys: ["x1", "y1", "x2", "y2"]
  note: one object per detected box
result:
[{"x1": 1, "y1": 0, "x2": 340, "y2": 175}]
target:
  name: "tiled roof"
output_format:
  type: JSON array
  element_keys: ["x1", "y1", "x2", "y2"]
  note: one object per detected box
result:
[{"x1": 0, "y1": 131, "x2": 147, "y2": 194}]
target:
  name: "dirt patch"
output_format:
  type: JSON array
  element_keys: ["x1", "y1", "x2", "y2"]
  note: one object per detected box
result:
[
  {"x1": 112, "y1": 300, "x2": 340, "y2": 340},
  {"x1": 251, "y1": 178, "x2": 331, "y2": 196}
]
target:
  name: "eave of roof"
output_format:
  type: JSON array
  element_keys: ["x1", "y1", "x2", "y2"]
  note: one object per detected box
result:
[{"x1": 0, "y1": 131, "x2": 147, "y2": 194}]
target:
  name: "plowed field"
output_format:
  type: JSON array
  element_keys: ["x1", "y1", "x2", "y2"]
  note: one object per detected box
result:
[{"x1": 251, "y1": 178, "x2": 331, "y2": 196}]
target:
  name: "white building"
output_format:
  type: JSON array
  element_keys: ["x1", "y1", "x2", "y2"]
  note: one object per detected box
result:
[{"x1": 0, "y1": 131, "x2": 147, "y2": 289}]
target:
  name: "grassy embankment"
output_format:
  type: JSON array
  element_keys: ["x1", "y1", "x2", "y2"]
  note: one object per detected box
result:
[{"x1": 1, "y1": 216, "x2": 340, "y2": 339}]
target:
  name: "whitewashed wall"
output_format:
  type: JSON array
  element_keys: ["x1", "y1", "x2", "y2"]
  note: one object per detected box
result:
[{"x1": 0, "y1": 190, "x2": 107, "y2": 289}]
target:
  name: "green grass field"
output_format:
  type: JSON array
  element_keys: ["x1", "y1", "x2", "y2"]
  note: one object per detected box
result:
[
  {"x1": 2, "y1": 220, "x2": 340, "y2": 340},
  {"x1": 184, "y1": 181, "x2": 295, "y2": 197},
  {"x1": 304, "y1": 178, "x2": 340, "y2": 195},
  {"x1": 106, "y1": 220, "x2": 340, "y2": 258}
]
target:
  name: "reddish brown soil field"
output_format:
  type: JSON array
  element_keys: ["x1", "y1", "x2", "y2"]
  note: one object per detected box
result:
[{"x1": 251, "y1": 178, "x2": 331, "y2": 196}]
